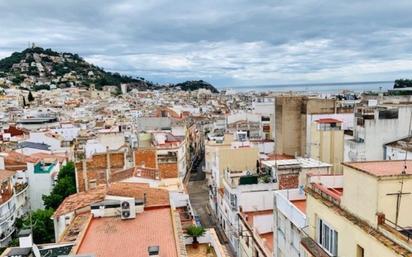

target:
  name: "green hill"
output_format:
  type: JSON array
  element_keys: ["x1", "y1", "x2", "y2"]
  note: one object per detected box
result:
[{"x1": 0, "y1": 47, "x2": 218, "y2": 93}]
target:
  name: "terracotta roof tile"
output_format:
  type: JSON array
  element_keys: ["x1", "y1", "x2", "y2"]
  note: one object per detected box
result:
[
  {"x1": 344, "y1": 160, "x2": 412, "y2": 177},
  {"x1": 54, "y1": 182, "x2": 170, "y2": 217},
  {"x1": 107, "y1": 182, "x2": 169, "y2": 208},
  {"x1": 54, "y1": 186, "x2": 106, "y2": 217},
  {"x1": 0, "y1": 169, "x2": 16, "y2": 182},
  {"x1": 76, "y1": 208, "x2": 178, "y2": 257},
  {"x1": 315, "y1": 118, "x2": 342, "y2": 124}
]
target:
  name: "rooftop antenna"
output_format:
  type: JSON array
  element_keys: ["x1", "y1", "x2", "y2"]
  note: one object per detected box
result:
[{"x1": 386, "y1": 111, "x2": 412, "y2": 226}]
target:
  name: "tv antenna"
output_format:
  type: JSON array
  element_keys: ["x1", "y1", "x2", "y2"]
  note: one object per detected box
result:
[{"x1": 386, "y1": 111, "x2": 412, "y2": 226}]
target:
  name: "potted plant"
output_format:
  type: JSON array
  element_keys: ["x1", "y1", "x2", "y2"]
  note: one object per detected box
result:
[{"x1": 186, "y1": 225, "x2": 206, "y2": 249}]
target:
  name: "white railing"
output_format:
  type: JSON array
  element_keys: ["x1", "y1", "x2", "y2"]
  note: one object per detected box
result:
[
  {"x1": 275, "y1": 189, "x2": 306, "y2": 229},
  {"x1": 0, "y1": 199, "x2": 16, "y2": 225},
  {"x1": 308, "y1": 175, "x2": 343, "y2": 188}
]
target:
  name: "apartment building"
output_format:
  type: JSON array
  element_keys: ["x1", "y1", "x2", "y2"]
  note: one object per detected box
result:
[
  {"x1": 0, "y1": 156, "x2": 29, "y2": 247},
  {"x1": 303, "y1": 160, "x2": 412, "y2": 257},
  {"x1": 273, "y1": 174, "x2": 342, "y2": 257},
  {"x1": 206, "y1": 132, "x2": 259, "y2": 190},
  {"x1": 0, "y1": 179, "x2": 230, "y2": 257},
  {"x1": 134, "y1": 130, "x2": 188, "y2": 179},
  {"x1": 261, "y1": 158, "x2": 332, "y2": 190},
  {"x1": 252, "y1": 97, "x2": 275, "y2": 140},
  {"x1": 384, "y1": 136, "x2": 412, "y2": 160},
  {"x1": 214, "y1": 167, "x2": 276, "y2": 256},
  {"x1": 74, "y1": 150, "x2": 129, "y2": 192},
  {"x1": 347, "y1": 102, "x2": 412, "y2": 161},
  {"x1": 275, "y1": 95, "x2": 353, "y2": 157},
  {"x1": 309, "y1": 119, "x2": 344, "y2": 173},
  {"x1": 25, "y1": 153, "x2": 66, "y2": 209},
  {"x1": 238, "y1": 208, "x2": 274, "y2": 257}
]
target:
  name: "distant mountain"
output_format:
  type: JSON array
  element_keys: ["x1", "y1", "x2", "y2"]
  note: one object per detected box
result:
[{"x1": 0, "y1": 47, "x2": 218, "y2": 93}]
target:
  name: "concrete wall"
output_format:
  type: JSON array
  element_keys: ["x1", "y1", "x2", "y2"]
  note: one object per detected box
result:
[
  {"x1": 341, "y1": 165, "x2": 412, "y2": 228},
  {"x1": 26, "y1": 162, "x2": 60, "y2": 210},
  {"x1": 341, "y1": 166, "x2": 379, "y2": 226},
  {"x1": 217, "y1": 147, "x2": 259, "y2": 187},
  {"x1": 352, "y1": 106, "x2": 412, "y2": 161},
  {"x1": 385, "y1": 146, "x2": 412, "y2": 160},
  {"x1": 377, "y1": 177, "x2": 412, "y2": 228},
  {"x1": 309, "y1": 122, "x2": 344, "y2": 173},
  {"x1": 275, "y1": 96, "x2": 303, "y2": 156}
]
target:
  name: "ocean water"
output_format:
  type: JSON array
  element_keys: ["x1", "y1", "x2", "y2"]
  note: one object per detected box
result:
[{"x1": 219, "y1": 81, "x2": 394, "y2": 93}]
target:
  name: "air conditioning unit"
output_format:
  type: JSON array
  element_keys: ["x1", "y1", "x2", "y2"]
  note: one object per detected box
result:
[{"x1": 121, "y1": 199, "x2": 136, "y2": 220}]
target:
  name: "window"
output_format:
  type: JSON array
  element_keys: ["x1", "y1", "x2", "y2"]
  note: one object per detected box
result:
[
  {"x1": 230, "y1": 193, "x2": 237, "y2": 210},
  {"x1": 317, "y1": 218, "x2": 338, "y2": 256},
  {"x1": 356, "y1": 245, "x2": 364, "y2": 257}
]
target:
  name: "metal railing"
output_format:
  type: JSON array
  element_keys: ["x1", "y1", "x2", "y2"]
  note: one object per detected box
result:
[{"x1": 384, "y1": 218, "x2": 412, "y2": 241}]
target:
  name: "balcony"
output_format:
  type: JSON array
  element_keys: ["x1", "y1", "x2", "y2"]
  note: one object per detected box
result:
[
  {"x1": 0, "y1": 189, "x2": 13, "y2": 207},
  {"x1": 376, "y1": 213, "x2": 412, "y2": 253},
  {"x1": 308, "y1": 175, "x2": 343, "y2": 206},
  {"x1": 0, "y1": 227, "x2": 15, "y2": 245},
  {"x1": 275, "y1": 188, "x2": 307, "y2": 229},
  {"x1": 223, "y1": 169, "x2": 274, "y2": 189},
  {"x1": 15, "y1": 182, "x2": 28, "y2": 196},
  {"x1": 0, "y1": 202, "x2": 16, "y2": 225},
  {"x1": 301, "y1": 236, "x2": 332, "y2": 257}
]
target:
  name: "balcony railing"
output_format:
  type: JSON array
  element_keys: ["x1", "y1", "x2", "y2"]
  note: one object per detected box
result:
[
  {"x1": 0, "y1": 227, "x2": 15, "y2": 243},
  {"x1": 275, "y1": 189, "x2": 306, "y2": 229},
  {"x1": 0, "y1": 204, "x2": 16, "y2": 225},
  {"x1": 301, "y1": 236, "x2": 332, "y2": 257}
]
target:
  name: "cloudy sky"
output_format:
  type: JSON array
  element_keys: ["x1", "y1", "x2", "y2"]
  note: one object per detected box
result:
[{"x1": 1, "y1": 0, "x2": 412, "y2": 87}]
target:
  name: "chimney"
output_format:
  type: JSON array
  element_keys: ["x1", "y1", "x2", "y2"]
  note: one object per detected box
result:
[
  {"x1": 18, "y1": 229, "x2": 33, "y2": 248},
  {"x1": 377, "y1": 212, "x2": 386, "y2": 225},
  {"x1": 148, "y1": 246, "x2": 160, "y2": 257}
]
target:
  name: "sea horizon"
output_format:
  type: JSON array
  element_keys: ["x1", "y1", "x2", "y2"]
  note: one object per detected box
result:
[{"x1": 217, "y1": 80, "x2": 394, "y2": 93}]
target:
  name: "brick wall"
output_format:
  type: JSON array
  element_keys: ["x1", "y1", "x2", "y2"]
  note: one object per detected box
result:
[
  {"x1": 75, "y1": 151, "x2": 126, "y2": 192},
  {"x1": 158, "y1": 163, "x2": 178, "y2": 178},
  {"x1": 110, "y1": 152, "x2": 125, "y2": 168},
  {"x1": 134, "y1": 148, "x2": 157, "y2": 168},
  {"x1": 278, "y1": 173, "x2": 299, "y2": 189}
]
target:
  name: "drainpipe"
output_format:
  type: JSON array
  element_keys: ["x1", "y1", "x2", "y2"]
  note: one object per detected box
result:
[
  {"x1": 82, "y1": 159, "x2": 88, "y2": 192},
  {"x1": 106, "y1": 146, "x2": 111, "y2": 185},
  {"x1": 273, "y1": 192, "x2": 279, "y2": 257}
]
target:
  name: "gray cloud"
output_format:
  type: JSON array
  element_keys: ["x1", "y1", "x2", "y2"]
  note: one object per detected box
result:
[{"x1": 1, "y1": 0, "x2": 412, "y2": 86}]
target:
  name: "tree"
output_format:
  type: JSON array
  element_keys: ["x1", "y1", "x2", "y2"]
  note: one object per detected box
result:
[
  {"x1": 42, "y1": 162, "x2": 76, "y2": 210},
  {"x1": 186, "y1": 225, "x2": 206, "y2": 248},
  {"x1": 22, "y1": 209, "x2": 55, "y2": 244},
  {"x1": 394, "y1": 79, "x2": 412, "y2": 89},
  {"x1": 27, "y1": 91, "x2": 34, "y2": 102}
]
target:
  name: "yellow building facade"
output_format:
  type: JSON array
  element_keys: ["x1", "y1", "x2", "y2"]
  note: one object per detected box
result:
[
  {"x1": 309, "y1": 119, "x2": 344, "y2": 173},
  {"x1": 303, "y1": 160, "x2": 412, "y2": 257}
]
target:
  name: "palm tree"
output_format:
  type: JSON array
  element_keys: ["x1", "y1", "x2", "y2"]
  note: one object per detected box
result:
[{"x1": 186, "y1": 225, "x2": 206, "y2": 248}]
